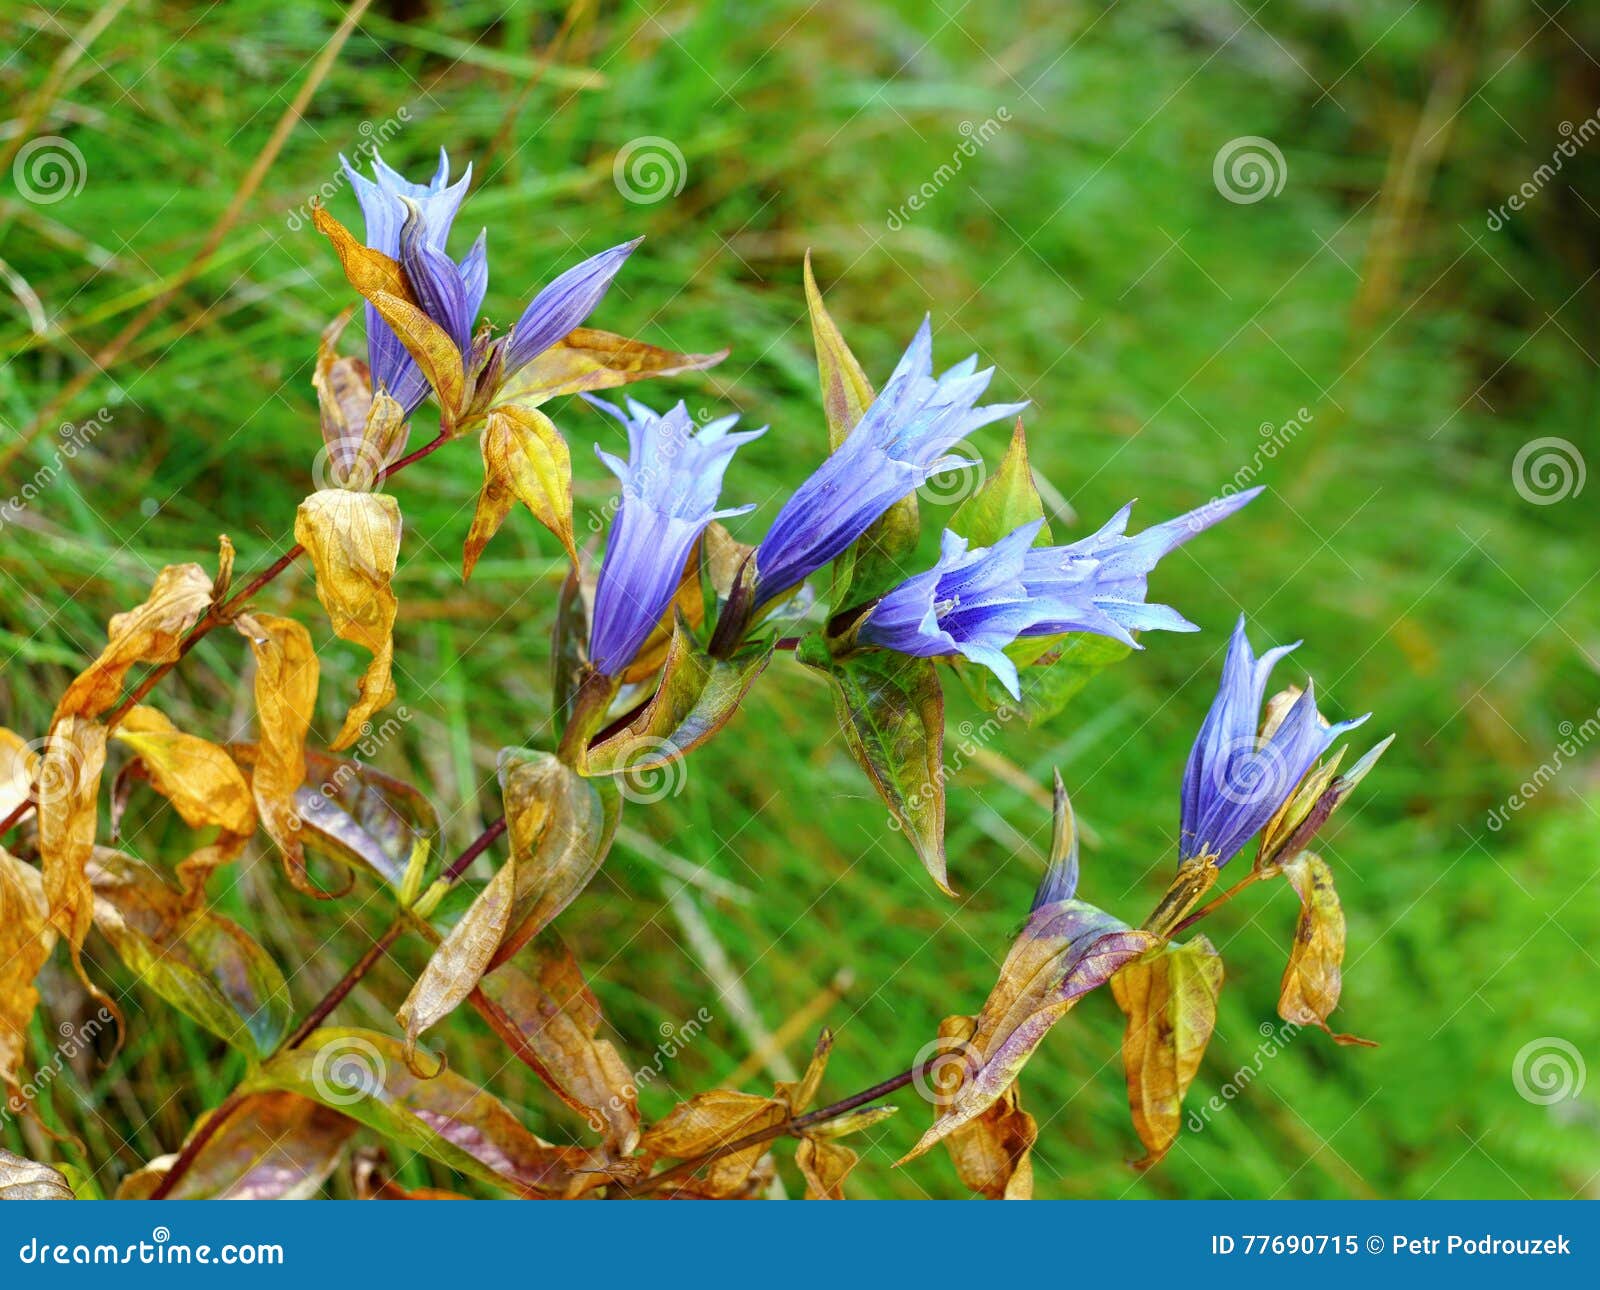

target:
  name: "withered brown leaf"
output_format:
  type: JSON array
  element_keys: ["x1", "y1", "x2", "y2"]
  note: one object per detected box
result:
[
  {"x1": 929, "y1": 1014, "x2": 1037, "y2": 1198},
  {"x1": 0, "y1": 848, "x2": 54, "y2": 1101},
  {"x1": 36, "y1": 716, "x2": 108, "y2": 966},
  {"x1": 112, "y1": 705, "x2": 254, "y2": 836},
  {"x1": 1274, "y1": 852, "x2": 1376, "y2": 1047},
  {"x1": 1109, "y1": 936, "x2": 1224, "y2": 1167},
  {"x1": 0, "y1": 1148, "x2": 74, "y2": 1199},
  {"x1": 494, "y1": 327, "x2": 727, "y2": 407}
]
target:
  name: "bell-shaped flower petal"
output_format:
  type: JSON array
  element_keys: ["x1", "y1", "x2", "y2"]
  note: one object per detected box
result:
[
  {"x1": 503, "y1": 240, "x2": 642, "y2": 379},
  {"x1": 1021, "y1": 487, "x2": 1263, "y2": 645},
  {"x1": 753, "y1": 318, "x2": 1028, "y2": 606},
  {"x1": 1179, "y1": 616, "x2": 1369, "y2": 866},
  {"x1": 341, "y1": 149, "x2": 473, "y2": 416},
  {"x1": 858, "y1": 520, "x2": 1048, "y2": 699},
  {"x1": 587, "y1": 396, "x2": 765, "y2": 677}
]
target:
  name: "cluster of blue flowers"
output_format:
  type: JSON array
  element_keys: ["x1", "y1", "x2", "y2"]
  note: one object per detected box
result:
[{"x1": 344, "y1": 151, "x2": 1372, "y2": 870}]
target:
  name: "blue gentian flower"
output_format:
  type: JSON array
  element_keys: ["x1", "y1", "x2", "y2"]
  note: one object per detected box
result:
[
  {"x1": 1180, "y1": 616, "x2": 1368, "y2": 866},
  {"x1": 343, "y1": 149, "x2": 474, "y2": 416},
  {"x1": 752, "y1": 317, "x2": 1027, "y2": 606},
  {"x1": 343, "y1": 149, "x2": 639, "y2": 416},
  {"x1": 587, "y1": 396, "x2": 766, "y2": 676},
  {"x1": 857, "y1": 520, "x2": 1047, "y2": 699},
  {"x1": 1021, "y1": 487, "x2": 1264, "y2": 644},
  {"x1": 858, "y1": 487, "x2": 1262, "y2": 696}
]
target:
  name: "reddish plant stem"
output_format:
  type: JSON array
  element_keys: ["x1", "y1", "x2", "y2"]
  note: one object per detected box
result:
[
  {"x1": 0, "y1": 433, "x2": 454, "y2": 841},
  {"x1": 443, "y1": 814, "x2": 507, "y2": 882}
]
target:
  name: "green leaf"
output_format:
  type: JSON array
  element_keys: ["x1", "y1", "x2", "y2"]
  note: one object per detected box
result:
[
  {"x1": 802, "y1": 255, "x2": 921, "y2": 610},
  {"x1": 948, "y1": 419, "x2": 1050, "y2": 547},
  {"x1": 585, "y1": 616, "x2": 773, "y2": 776},
  {"x1": 88, "y1": 850, "x2": 292, "y2": 1058},
  {"x1": 247, "y1": 1028, "x2": 613, "y2": 1196},
  {"x1": 958, "y1": 631, "x2": 1133, "y2": 725},
  {"x1": 812, "y1": 649, "x2": 949, "y2": 893}
]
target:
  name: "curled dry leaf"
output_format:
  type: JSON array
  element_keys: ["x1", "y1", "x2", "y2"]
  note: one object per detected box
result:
[
  {"x1": 901, "y1": 899, "x2": 1154, "y2": 1162},
  {"x1": 234, "y1": 614, "x2": 319, "y2": 894},
  {"x1": 0, "y1": 1148, "x2": 74, "y2": 1200},
  {"x1": 1, "y1": 848, "x2": 54, "y2": 1101},
  {"x1": 36, "y1": 716, "x2": 108, "y2": 970},
  {"x1": 1273, "y1": 852, "x2": 1376, "y2": 1047},
  {"x1": 251, "y1": 1028, "x2": 617, "y2": 1197},
  {"x1": 929, "y1": 1015, "x2": 1037, "y2": 1198},
  {"x1": 53, "y1": 563, "x2": 213, "y2": 723},
  {"x1": 117, "y1": 1092, "x2": 355, "y2": 1200},
  {"x1": 89, "y1": 849, "x2": 292, "y2": 1058},
  {"x1": 112, "y1": 705, "x2": 254, "y2": 836},
  {"x1": 293, "y1": 489, "x2": 400, "y2": 751},
  {"x1": 639, "y1": 1089, "x2": 789, "y2": 1199},
  {"x1": 1109, "y1": 936, "x2": 1224, "y2": 1168},
  {"x1": 496, "y1": 327, "x2": 728, "y2": 407},
  {"x1": 473, "y1": 934, "x2": 641, "y2": 1155},
  {"x1": 795, "y1": 1137, "x2": 858, "y2": 1199},
  {"x1": 462, "y1": 404, "x2": 576, "y2": 579},
  {"x1": 490, "y1": 748, "x2": 620, "y2": 971}
]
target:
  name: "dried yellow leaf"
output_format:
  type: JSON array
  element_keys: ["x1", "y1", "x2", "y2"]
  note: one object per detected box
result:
[
  {"x1": 1, "y1": 848, "x2": 54, "y2": 1098},
  {"x1": 0, "y1": 728, "x2": 36, "y2": 821},
  {"x1": 293, "y1": 489, "x2": 400, "y2": 751},
  {"x1": 1275, "y1": 852, "x2": 1376, "y2": 1047},
  {"x1": 494, "y1": 326, "x2": 727, "y2": 407},
  {"x1": 931, "y1": 1014, "x2": 1037, "y2": 1198},
  {"x1": 235, "y1": 614, "x2": 319, "y2": 893},
  {"x1": 113, "y1": 705, "x2": 254, "y2": 836},
  {"x1": 1110, "y1": 936, "x2": 1224, "y2": 1167},
  {"x1": 35, "y1": 716, "x2": 107, "y2": 962},
  {"x1": 462, "y1": 404, "x2": 576, "y2": 579},
  {"x1": 53, "y1": 564, "x2": 212, "y2": 722}
]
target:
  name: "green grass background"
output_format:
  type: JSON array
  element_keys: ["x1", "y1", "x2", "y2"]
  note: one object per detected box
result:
[{"x1": 2, "y1": 0, "x2": 1598, "y2": 1198}]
